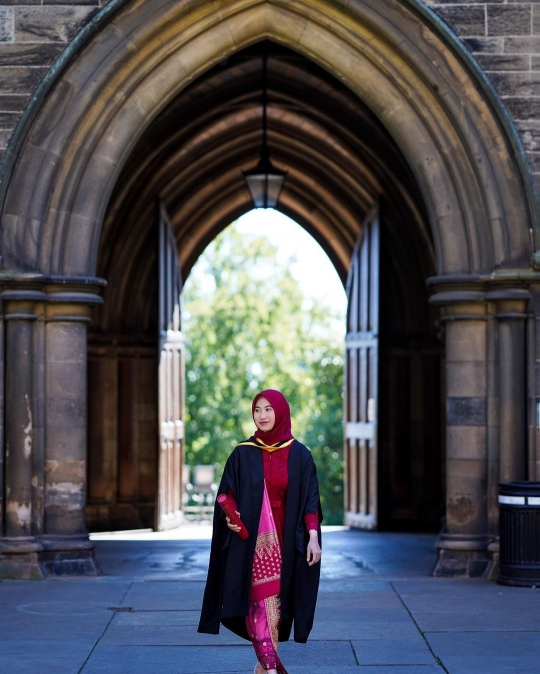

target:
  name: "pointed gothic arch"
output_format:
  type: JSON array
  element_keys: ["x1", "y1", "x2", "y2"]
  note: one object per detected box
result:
[
  {"x1": 0, "y1": 0, "x2": 537, "y2": 578},
  {"x1": 0, "y1": 0, "x2": 535, "y2": 276}
]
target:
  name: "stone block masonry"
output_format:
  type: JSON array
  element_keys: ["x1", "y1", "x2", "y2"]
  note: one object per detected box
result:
[
  {"x1": 0, "y1": 1, "x2": 539, "y2": 186},
  {"x1": 0, "y1": 2, "x2": 106, "y2": 164},
  {"x1": 427, "y1": 1, "x2": 540, "y2": 188}
]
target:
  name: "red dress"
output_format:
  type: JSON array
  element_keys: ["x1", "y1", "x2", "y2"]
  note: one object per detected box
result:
[
  {"x1": 262, "y1": 446, "x2": 318, "y2": 549},
  {"x1": 227, "y1": 445, "x2": 319, "y2": 549}
]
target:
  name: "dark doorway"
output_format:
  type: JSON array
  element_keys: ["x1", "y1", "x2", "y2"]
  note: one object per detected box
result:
[{"x1": 344, "y1": 204, "x2": 444, "y2": 533}]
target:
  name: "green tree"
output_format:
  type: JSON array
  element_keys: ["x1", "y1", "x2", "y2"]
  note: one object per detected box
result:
[{"x1": 183, "y1": 222, "x2": 344, "y2": 523}]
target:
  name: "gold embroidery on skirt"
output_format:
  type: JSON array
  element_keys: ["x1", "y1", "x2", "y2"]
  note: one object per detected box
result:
[
  {"x1": 252, "y1": 530, "x2": 282, "y2": 586},
  {"x1": 254, "y1": 531, "x2": 280, "y2": 559},
  {"x1": 265, "y1": 594, "x2": 281, "y2": 651}
]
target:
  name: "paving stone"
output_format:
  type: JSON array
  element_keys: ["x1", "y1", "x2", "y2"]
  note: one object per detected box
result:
[
  {"x1": 315, "y1": 587, "x2": 414, "y2": 617},
  {"x1": 0, "y1": 638, "x2": 96, "y2": 674},
  {"x1": 317, "y1": 579, "x2": 390, "y2": 593},
  {"x1": 439, "y1": 656, "x2": 540, "y2": 674},
  {"x1": 0, "y1": 611, "x2": 111, "y2": 639},
  {"x1": 94, "y1": 540, "x2": 211, "y2": 580},
  {"x1": 3, "y1": 533, "x2": 540, "y2": 674},
  {"x1": 0, "y1": 578, "x2": 130, "y2": 608},
  {"x1": 427, "y1": 632, "x2": 540, "y2": 658},
  {"x1": 259, "y1": 670, "x2": 439, "y2": 674},
  {"x1": 320, "y1": 531, "x2": 438, "y2": 579},
  {"x1": 110, "y1": 609, "x2": 201, "y2": 627},
  {"x1": 82, "y1": 642, "x2": 357, "y2": 674},
  {"x1": 355, "y1": 669, "x2": 441, "y2": 674},
  {"x1": 310, "y1": 620, "x2": 422, "y2": 641},
  {"x1": 352, "y1": 636, "x2": 436, "y2": 666},
  {"x1": 82, "y1": 645, "x2": 255, "y2": 674},
  {"x1": 392, "y1": 579, "x2": 540, "y2": 631},
  {"x1": 121, "y1": 580, "x2": 205, "y2": 610},
  {"x1": 101, "y1": 621, "x2": 246, "y2": 646},
  {"x1": 274, "y1": 640, "x2": 358, "y2": 665}
]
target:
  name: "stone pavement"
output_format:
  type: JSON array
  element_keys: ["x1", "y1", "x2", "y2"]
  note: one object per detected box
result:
[{"x1": 0, "y1": 527, "x2": 539, "y2": 674}]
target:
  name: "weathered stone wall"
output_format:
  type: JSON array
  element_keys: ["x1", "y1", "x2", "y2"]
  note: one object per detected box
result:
[
  {"x1": 0, "y1": 2, "x2": 106, "y2": 162},
  {"x1": 426, "y1": 1, "x2": 540, "y2": 187},
  {"x1": 0, "y1": 0, "x2": 539, "y2": 186}
]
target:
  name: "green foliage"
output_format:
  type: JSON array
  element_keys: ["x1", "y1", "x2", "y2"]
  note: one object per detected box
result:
[{"x1": 183, "y1": 222, "x2": 345, "y2": 524}]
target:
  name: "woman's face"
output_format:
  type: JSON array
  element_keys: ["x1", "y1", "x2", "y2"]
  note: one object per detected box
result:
[{"x1": 253, "y1": 396, "x2": 276, "y2": 432}]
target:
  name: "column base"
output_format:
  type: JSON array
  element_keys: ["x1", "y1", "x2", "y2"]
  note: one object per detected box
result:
[
  {"x1": 0, "y1": 535, "x2": 101, "y2": 578},
  {"x1": 0, "y1": 538, "x2": 45, "y2": 579},
  {"x1": 485, "y1": 540, "x2": 500, "y2": 581},
  {"x1": 39, "y1": 534, "x2": 100, "y2": 577},
  {"x1": 433, "y1": 534, "x2": 491, "y2": 577}
]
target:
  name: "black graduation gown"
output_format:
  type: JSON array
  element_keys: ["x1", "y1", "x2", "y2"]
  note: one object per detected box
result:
[{"x1": 197, "y1": 439, "x2": 322, "y2": 644}]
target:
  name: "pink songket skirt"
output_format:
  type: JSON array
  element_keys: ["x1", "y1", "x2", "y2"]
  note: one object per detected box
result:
[{"x1": 245, "y1": 482, "x2": 288, "y2": 673}]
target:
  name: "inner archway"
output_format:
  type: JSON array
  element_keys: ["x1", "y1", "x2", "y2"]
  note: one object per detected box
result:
[
  {"x1": 181, "y1": 210, "x2": 347, "y2": 525},
  {"x1": 85, "y1": 41, "x2": 443, "y2": 532}
]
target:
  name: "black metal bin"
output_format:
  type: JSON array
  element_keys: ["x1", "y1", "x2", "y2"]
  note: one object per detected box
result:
[{"x1": 498, "y1": 481, "x2": 540, "y2": 587}]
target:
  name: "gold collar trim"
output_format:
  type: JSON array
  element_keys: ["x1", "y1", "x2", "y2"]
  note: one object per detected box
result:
[{"x1": 238, "y1": 437, "x2": 295, "y2": 453}]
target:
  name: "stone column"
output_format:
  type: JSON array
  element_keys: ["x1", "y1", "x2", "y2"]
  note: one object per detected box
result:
[
  {"x1": 488, "y1": 288, "x2": 530, "y2": 482},
  {"x1": 0, "y1": 282, "x2": 45, "y2": 579},
  {"x1": 430, "y1": 278, "x2": 490, "y2": 577},
  {"x1": 528, "y1": 282, "x2": 540, "y2": 482},
  {"x1": 0, "y1": 296, "x2": 4, "y2": 539},
  {"x1": 39, "y1": 280, "x2": 104, "y2": 576},
  {"x1": 484, "y1": 286, "x2": 530, "y2": 570}
]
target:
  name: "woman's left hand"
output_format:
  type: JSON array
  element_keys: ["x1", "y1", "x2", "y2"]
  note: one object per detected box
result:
[{"x1": 306, "y1": 530, "x2": 321, "y2": 566}]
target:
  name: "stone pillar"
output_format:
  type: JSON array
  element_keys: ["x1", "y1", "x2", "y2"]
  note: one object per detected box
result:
[
  {"x1": 39, "y1": 280, "x2": 103, "y2": 576},
  {"x1": 484, "y1": 286, "x2": 530, "y2": 571},
  {"x1": 430, "y1": 278, "x2": 490, "y2": 577},
  {"x1": 0, "y1": 275, "x2": 104, "y2": 578},
  {"x1": 529, "y1": 283, "x2": 540, "y2": 482},
  {"x1": 0, "y1": 296, "x2": 4, "y2": 539},
  {"x1": 488, "y1": 288, "x2": 530, "y2": 483},
  {"x1": 0, "y1": 282, "x2": 45, "y2": 579}
]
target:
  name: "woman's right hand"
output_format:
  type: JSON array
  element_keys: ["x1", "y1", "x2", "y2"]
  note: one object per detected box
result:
[{"x1": 226, "y1": 512, "x2": 241, "y2": 533}]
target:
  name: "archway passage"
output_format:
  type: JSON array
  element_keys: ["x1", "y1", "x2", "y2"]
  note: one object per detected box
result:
[
  {"x1": 0, "y1": 0, "x2": 536, "y2": 578},
  {"x1": 87, "y1": 41, "x2": 443, "y2": 533}
]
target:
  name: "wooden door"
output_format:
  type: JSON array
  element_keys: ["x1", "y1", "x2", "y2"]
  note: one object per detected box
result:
[
  {"x1": 157, "y1": 200, "x2": 185, "y2": 530},
  {"x1": 344, "y1": 206, "x2": 380, "y2": 529}
]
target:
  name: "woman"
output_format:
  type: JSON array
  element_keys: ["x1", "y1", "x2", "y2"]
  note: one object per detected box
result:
[{"x1": 198, "y1": 389, "x2": 322, "y2": 674}]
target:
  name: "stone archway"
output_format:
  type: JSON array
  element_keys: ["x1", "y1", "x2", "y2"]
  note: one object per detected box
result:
[
  {"x1": 1, "y1": 0, "x2": 535, "y2": 275},
  {"x1": 0, "y1": 0, "x2": 537, "y2": 578},
  {"x1": 88, "y1": 39, "x2": 439, "y2": 535}
]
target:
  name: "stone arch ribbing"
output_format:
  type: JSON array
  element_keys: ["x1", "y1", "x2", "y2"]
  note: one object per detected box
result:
[{"x1": 0, "y1": 0, "x2": 535, "y2": 277}]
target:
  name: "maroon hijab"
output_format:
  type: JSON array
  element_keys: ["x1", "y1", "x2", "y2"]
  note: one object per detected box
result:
[{"x1": 252, "y1": 389, "x2": 294, "y2": 445}]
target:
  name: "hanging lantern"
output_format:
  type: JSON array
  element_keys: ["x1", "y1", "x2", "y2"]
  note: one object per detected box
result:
[{"x1": 243, "y1": 54, "x2": 287, "y2": 209}]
